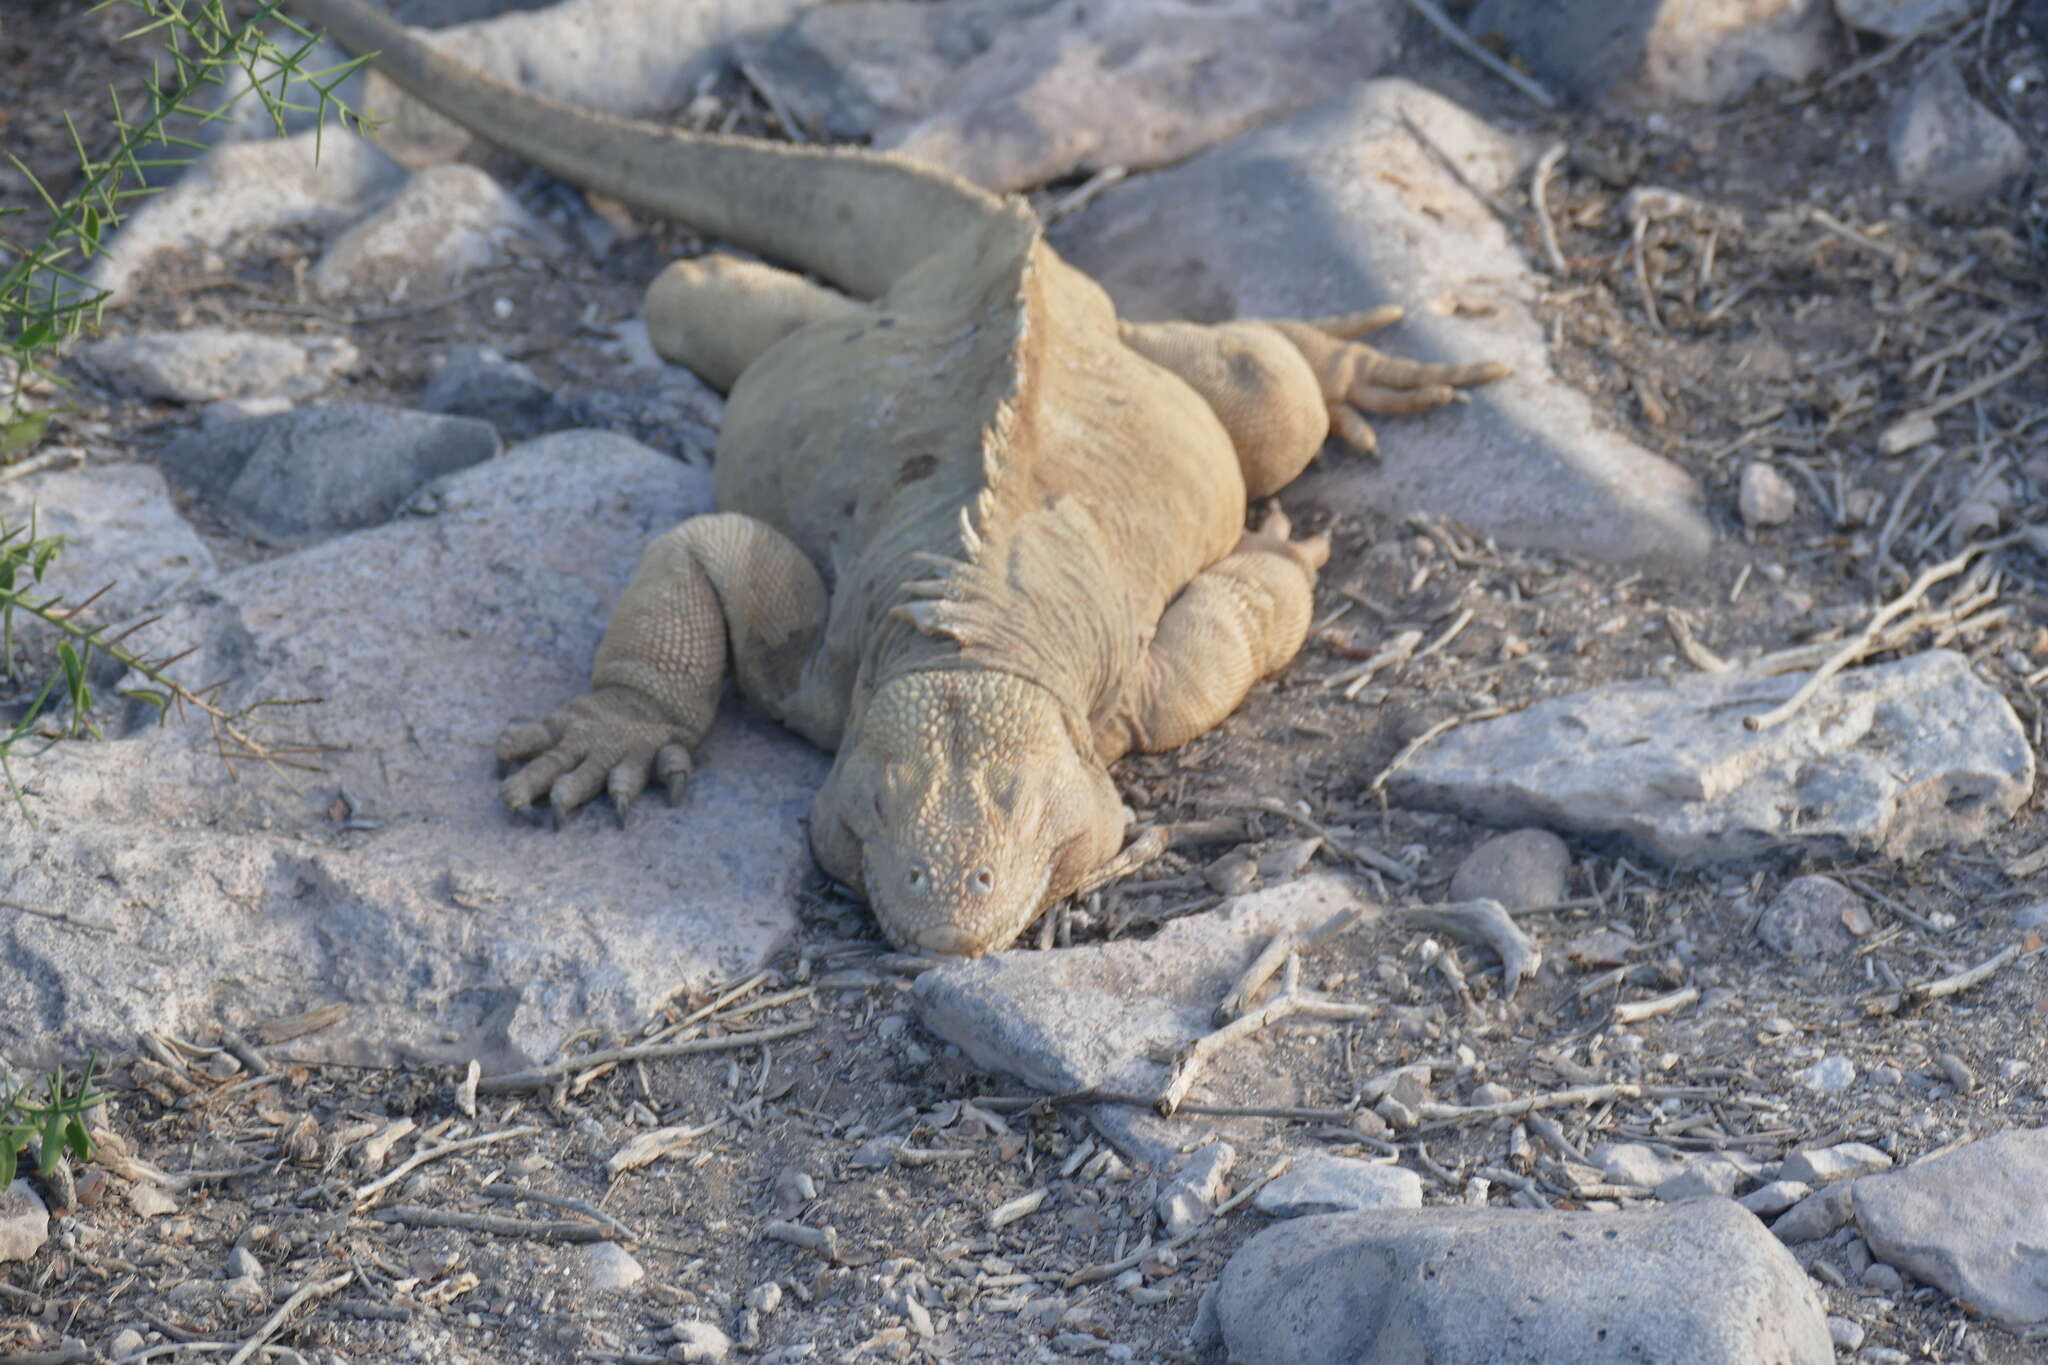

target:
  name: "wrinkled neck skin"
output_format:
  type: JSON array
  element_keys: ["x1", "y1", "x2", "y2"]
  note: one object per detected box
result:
[{"x1": 810, "y1": 669, "x2": 1124, "y2": 956}]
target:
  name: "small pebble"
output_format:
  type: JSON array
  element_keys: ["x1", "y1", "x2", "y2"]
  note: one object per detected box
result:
[
  {"x1": 1936, "y1": 1053, "x2": 1975, "y2": 1093},
  {"x1": 1798, "y1": 1056, "x2": 1856, "y2": 1093},
  {"x1": 1860, "y1": 1262, "x2": 1905, "y2": 1295},
  {"x1": 1739, "y1": 461, "x2": 1797, "y2": 527},
  {"x1": 1828, "y1": 1316, "x2": 1866, "y2": 1350},
  {"x1": 227, "y1": 1245, "x2": 262, "y2": 1280},
  {"x1": 669, "y1": 1320, "x2": 732, "y2": 1364},
  {"x1": 580, "y1": 1241, "x2": 645, "y2": 1292},
  {"x1": 110, "y1": 1328, "x2": 147, "y2": 1357}
]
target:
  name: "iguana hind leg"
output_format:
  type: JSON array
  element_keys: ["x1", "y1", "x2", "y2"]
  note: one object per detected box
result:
[
  {"x1": 643, "y1": 255, "x2": 862, "y2": 393},
  {"x1": 1120, "y1": 312, "x2": 1508, "y2": 494},
  {"x1": 1102, "y1": 507, "x2": 1328, "y2": 760},
  {"x1": 499, "y1": 512, "x2": 836, "y2": 820}
]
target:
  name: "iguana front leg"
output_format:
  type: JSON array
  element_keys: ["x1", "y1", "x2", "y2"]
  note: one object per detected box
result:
[
  {"x1": 500, "y1": 513, "x2": 834, "y2": 820},
  {"x1": 1101, "y1": 507, "x2": 1328, "y2": 761}
]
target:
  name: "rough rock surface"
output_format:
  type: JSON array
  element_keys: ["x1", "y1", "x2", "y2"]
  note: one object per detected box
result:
[
  {"x1": 311, "y1": 163, "x2": 557, "y2": 298},
  {"x1": 88, "y1": 132, "x2": 405, "y2": 304},
  {"x1": 1757, "y1": 875, "x2": 1874, "y2": 957},
  {"x1": 1253, "y1": 1155, "x2": 1423, "y2": 1217},
  {"x1": 0, "y1": 433, "x2": 827, "y2": 1068},
  {"x1": 745, "y1": 0, "x2": 1403, "y2": 192},
  {"x1": 1217, "y1": 1199, "x2": 1832, "y2": 1364},
  {"x1": 0, "y1": 464, "x2": 215, "y2": 625},
  {"x1": 0, "y1": 1179, "x2": 49, "y2": 1264},
  {"x1": 1389, "y1": 650, "x2": 2033, "y2": 866},
  {"x1": 1889, "y1": 56, "x2": 2028, "y2": 203},
  {"x1": 1052, "y1": 79, "x2": 1711, "y2": 565},
  {"x1": 913, "y1": 876, "x2": 1371, "y2": 1162},
  {"x1": 1835, "y1": 0, "x2": 1977, "y2": 38},
  {"x1": 1466, "y1": 0, "x2": 1841, "y2": 107},
  {"x1": 82, "y1": 329, "x2": 357, "y2": 404},
  {"x1": 156, "y1": 403, "x2": 501, "y2": 540},
  {"x1": 1853, "y1": 1127, "x2": 2048, "y2": 1326}
]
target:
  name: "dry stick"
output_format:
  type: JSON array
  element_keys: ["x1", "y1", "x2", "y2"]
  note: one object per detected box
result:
[
  {"x1": 1611, "y1": 985, "x2": 1700, "y2": 1025},
  {"x1": 1074, "y1": 824, "x2": 1171, "y2": 898},
  {"x1": 1530, "y1": 142, "x2": 1569, "y2": 276},
  {"x1": 1745, "y1": 536, "x2": 2014, "y2": 732},
  {"x1": 224, "y1": 1271, "x2": 353, "y2": 1365},
  {"x1": 1911, "y1": 944, "x2": 2022, "y2": 1003},
  {"x1": 371, "y1": 1205, "x2": 613, "y2": 1243},
  {"x1": 1157, "y1": 956, "x2": 1377, "y2": 1116},
  {"x1": 480, "y1": 1182, "x2": 637, "y2": 1242},
  {"x1": 478, "y1": 1018, "x2": 816, "y2": 1094},
  {"x1": 1233, "y1": 796, "x2": 1415, "y2": 882},
  {"x1": 1398, "y1": 900, "x2": 1542, "y2": 997},
  {"x1": 350, "y1": 1125, "x2": 541, "y2": 1208},
  {"x1": 1664, "y1": 609, "x2": 1731, "y2": 673},
  {"x1": 1214, "y1": 929, "x2": 1296, "y2": 1023},
  {"x1": 576, "y1": 970, "x2": 776, "y2": 1091},
  {"x1": 1401, "y1": 0, "x2": 1557, "y2": 107},
  {"x1": 1412, "y1": 1083, "x2": 1691, "y2": 1132},
  {"x1": 1630, "y1": 211, "x2": 1665, "y2": 334},
  {"x1": 1897, "y1": 341, "x2": 2043, "y2": 430}
]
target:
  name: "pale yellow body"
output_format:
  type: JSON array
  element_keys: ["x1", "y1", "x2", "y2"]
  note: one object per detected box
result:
[{"x1": 299, "y1": 0, "x2": 1506, "y2": 954}]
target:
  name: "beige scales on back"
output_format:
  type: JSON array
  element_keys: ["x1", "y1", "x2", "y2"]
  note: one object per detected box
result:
[{"x1": 293, "y1": 0, "x2": 1507, "y2": 956}]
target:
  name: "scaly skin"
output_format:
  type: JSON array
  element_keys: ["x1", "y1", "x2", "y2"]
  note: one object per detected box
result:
[{"x1": 297, "y1": 0, "x2": 1508, "y2": 955}]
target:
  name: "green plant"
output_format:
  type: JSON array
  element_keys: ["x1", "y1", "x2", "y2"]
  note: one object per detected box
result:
[
  {"x1": 0, "y1": 1054, "x2": 110, "y2": 1189},
  {"x1": 3, "y1": 0, "x2": 372, "y2": 416}
]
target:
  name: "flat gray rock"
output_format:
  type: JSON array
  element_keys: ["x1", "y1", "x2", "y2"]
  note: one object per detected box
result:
[
  {"x1": 1389, "y1": 650, "x2": 2033, "y2": 866},
  {"x1": 1051, "y1": 79, "x2": 1710, "y2": 566},
  {"x1": 0, "y1": 464, "x2": 215, "y2": 625},
  {"x1": 82, "y1": 329, "x2": 357, "y2": 404},
  {"x1": 1782, "y1": 1142, "x2": 1891, "y2": 1186},
  {"x1": 1757, "y1": 875, "x2": 1873, "y2": 957},
  {"x1": 1890, "y1": 56, "x2": 2028, "y2": 204},
  {"x1": 311, "y1": 164, "x2": 557, "y2": 299},
  {"x1": 748, "y1": 0, "x2": 1401, "y2": 192},
  {"x1": 1466, "y1": 0, "x2": 1839, "y2": 107},
  {"x1": 1217, "y1": 1199, "x2": 1832, "y2": 1364},
  {"x1": 157, "y1": 403, "x2": 501, "y2": 540},
  {"x1": 1254, "y1": 1155, "x2": 1422, "y2": 1217},
  {"x1": 1835, "y1": 0, "x2": 1976, "y2": 38},
  {"x1": 1448, "y1": 828, "x2": 1571, "y2": 910},
  {"x1": 0, "y1": 1179, "x2": 48, "y2": 1264},
  {"x1": 913, "y1": 875, "x2": 1371, "y2": 1163},
  {"x1": 1853, "y1": 1127, "x2": 2048, "y2": 1326},
  {"x1": 0, "y1": 432, "x2": 827, "y2": 1069}
]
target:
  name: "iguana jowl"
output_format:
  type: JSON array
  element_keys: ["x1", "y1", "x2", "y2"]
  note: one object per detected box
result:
[{"x1": 296, "y1": 0, "x2": 1506, "y2": 956}]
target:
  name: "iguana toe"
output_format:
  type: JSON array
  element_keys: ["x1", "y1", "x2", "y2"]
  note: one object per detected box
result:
[
  {"x1": 496, "y1": 717, "x2": 558, "y2": 765},
  {"x1": 655, "y1": 744, "x2": 694, "y2": 804}
]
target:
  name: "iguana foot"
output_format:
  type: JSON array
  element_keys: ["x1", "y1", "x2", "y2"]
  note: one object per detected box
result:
[
  {"x1": 498, "y1": 685, "x2": 695, "y2": 823},
  {"x1": 1268, "y1": 307, "x2": 1510, "y2": 455}
]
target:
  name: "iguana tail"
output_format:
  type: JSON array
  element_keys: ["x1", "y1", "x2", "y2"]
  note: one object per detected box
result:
[{"x1": 290, "y1": 0, "x2": 1005, "y2": 298}]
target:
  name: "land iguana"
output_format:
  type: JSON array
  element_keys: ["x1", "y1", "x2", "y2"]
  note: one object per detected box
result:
[{"x1": 293, "y1": 0, "x2": 1508, "y2": 956}]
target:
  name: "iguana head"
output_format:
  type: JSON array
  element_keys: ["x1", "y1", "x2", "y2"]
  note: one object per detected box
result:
[{"x1": 814, "y1": 670, "x2": 1124, "y2": 956}]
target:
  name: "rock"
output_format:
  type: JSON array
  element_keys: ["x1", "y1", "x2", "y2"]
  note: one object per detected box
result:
[
  {"x1": 876, "y1": 0, "x2": 1401, "y2": 192},
  {"x1": 109, "y1": 1329, "x2": 147, "y2": 1358},
  {"x1": 1772, "y1": 1184, "x2": 1856, "y2": 1243},
  {"x1": 0, "y1": 433, "x2": 827, "y2": 1068},
  {"x1": 420, "y1": 346, "x2": 562, "y2": 440},
  {"x1": 1656, "y1": 1156, "x2": 1749, "y2": 1202},
  {"x1": 0, "y1": 1179, "x2": 49, "y2": 1263},
  {"x1": 1835, "y1": 0, "x2": 1975, "y2": 38},
  {"x1": 0, "y1": 464, "x2": 216, "y2": 626},
  {"x1": 1218, "y1": 1199, "x2": 1831, "y2": 1364},
  {"x1": 581, "y1": 1240, "x2": 645, "y2": 1292},
  {"x1": 1827, "y1": 1315, "x2": 1866, "y2": 1349},
  {"x1": 1739, "y1": 461, "x2": 1798, "y2": 528},
  {"x1": 1741, "y1": 1180, "x2": 1814, "y2": 1216},
  {"x1": 914, "y1": 875, "x2": 1373, "y2": 1163},
  {"x1": 1889, "y1": 57, "x2": 2028, "y2": 203},
  {"x1": 226, "y1": 1245, "x2": 263, "y2": 1280},
  {"x1": 1757, "y1": 875, "x2": 1873, "y2": 957},
  {"x1": 1781, "y1": 1143, "x2": 1891, "y2": 1186},
  {"x1": 1390, "y1": 650, "x2": 2033, "y2": 867},
  {"x1": 90, "y1": 132, "x2": 405, "y2": 305},
  {"x1": 1157, "y1": 1141, "x2": 1235, "y2": 1235},
  {"x1": 1465, "y1": 0, "x2": 1840, "y2": 108},
  {"x1": 220, "y1": 1273, "x2": 269, "y2": 1315},
  {"x1": 1799, "y1": 1056, "x2": 1857, "y2": 1093},
  {"x1": 204, "y1": 397, "x2": 297, "y2": 429},
  {"x1": 669, "y1": 1319, "x2": 733, "y2": 1364},
  {"x1": 1051, "y1": 80, "x2": 1710, "y2": 566},
  {"x1": 157, "y1": 403, "x2": 501, "y2": 540},
  {"x1": 125, "y1": 1183, "x2": 178, "y2": 1218},
  {"x1": 551, "y1": 367, "x2": 725, "y2": 462},
  {"x1": 1448, "y1": 828, "x2": 1571, "y2": 910},
  {"x1": 1852, "y1": 1127, "x2": 2048, "y2": 1326},
  {"x1": 82, "y1": 330, "x2": 357, "y2": 404},
  {"x1": 1861, "y1": 1262, "x2": 1905, "y2": 1294},
  {"x1": 1594, "y1": 1141, "x2": 1689, "y2": 1191},
  {"x1": 312, "y1": 164, "x2": 556, "y2": 299},
  {"x1": 1253, "y1": 1155, "x2": 1423, "y2": 1217}
]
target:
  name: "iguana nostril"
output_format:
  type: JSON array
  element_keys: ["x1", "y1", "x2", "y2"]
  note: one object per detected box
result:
[
  {"x1": 970, "y1": 867, "x2": 995, "y2": 897},
  {"x1": 906, "y1": 863, "x2": 929, "y2": 889}
]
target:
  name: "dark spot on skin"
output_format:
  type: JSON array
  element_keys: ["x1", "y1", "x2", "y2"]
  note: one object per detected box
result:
[
  {"x1": 875, "y1": 316, "x2": 897, "y2": 330},
  {"x1": 896, "y1": 453, "x2": 939, "y2": 486},
  {"x1": 835, "y1": 202, "x2": 854, "y2": 223},
  {"x1": 841, "y1": 499, "x2": 857, "y2": 519}
]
